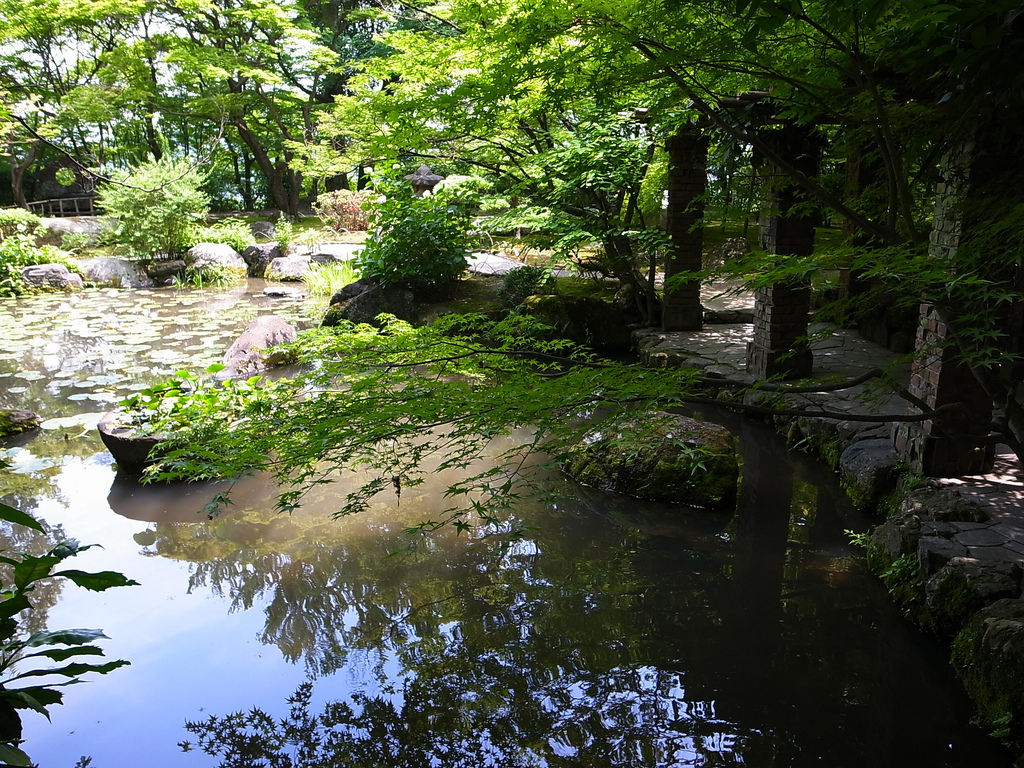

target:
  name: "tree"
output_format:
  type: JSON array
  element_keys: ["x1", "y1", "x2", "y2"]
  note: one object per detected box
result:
[
  {"x1": 0, "y1": 0, "x2": 148, "y2": 205},
  {"x1": 97, "y1": 154, "x2": 210, "y2": 259},
  {"x1": 319, "y1": 0, "x2": 1024, "y2": 460}
]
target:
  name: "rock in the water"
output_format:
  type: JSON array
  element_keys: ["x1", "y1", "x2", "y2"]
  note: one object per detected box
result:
[
  {"x1": 952, "y1": 598, "x2": 1024, "y2": 747},
  {"x1": 0, "y1": 409, "x2": 41, "y2": 438},
  {"x1": 263, "y1": 286, "x2": 307, "y2": 299},
  {"x1": 267, "y1": 254, "x2": 311, "y2": 281},
  {"x1": 75, "y1": 257, "x2": 151, "y2": 288},
  {"x1": 563, "y1": 412, "x2": 739, "y2": 509},
  {"x1": 925, "y1": 556, "x2": 1020, "y2": 636},
  {"x1": 97, "y1": 412, "x2": 165, "y2": 476},
  {"x1": 187, "y1": 243, "x2": 247, "y2": 272},
  {"x1": 520, "y1": 294, "x2": 632, "y2": 352},
  {"x1": 839, "y1": 437, "x2": 897, "y2": 510},
  {"x1": 145, "y1": 259, "x2": 186, "y2": 284},
  {"x1": 221, "y1": 315, "x2": 297, "y2": 376},
  {"x1": 328, "y1": 278, "x2": 376, "y2": 305},
  {"x1": 322, "y1": 280, "x2": 415, "y2": 327},
  {"x1": 21, "y1": 263, "x2": 84, "y2": 291},
  {"x1": 242, "y1": 243, "x2": 283, "y2": 278}
]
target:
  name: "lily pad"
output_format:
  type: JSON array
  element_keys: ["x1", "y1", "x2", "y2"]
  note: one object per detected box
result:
[{"x1": 40, "y1": 413, "x2": 104, "y2": 430}]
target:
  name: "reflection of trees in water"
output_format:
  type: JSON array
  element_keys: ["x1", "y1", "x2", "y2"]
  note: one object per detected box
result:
[
  {"x1": 169, "y1": 425, "x2": 1012, "y2": 767},
  {"x1": 180, "y1": 516, "x2": 763, "y2": 767}
]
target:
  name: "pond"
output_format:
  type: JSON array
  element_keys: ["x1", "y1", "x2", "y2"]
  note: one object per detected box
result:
[{"x1": 0, "y1": 284, "x2": 1013, "y2": 767}]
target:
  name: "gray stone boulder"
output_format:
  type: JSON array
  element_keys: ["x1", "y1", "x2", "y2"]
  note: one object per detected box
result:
[
  {"x1": 251, "y1": 221, "x2": 276, "y2": 241},
  {"x1": 38, "y1": 216, "x2": 109, "y2": 247},
  {"x1": 321, "y1": 279, "x2": 416, "y2": 328},
  {"x1": 520, "y1": 294, "x2": 632, "y2": 353},
  {"x1": 186, "y1": 243, "x2": 247, "y2": 273},
  {"x1": 952, "y1": 598, "x2": 1024, "y2": 749},
  {"x1": 839, "y1": 438, "x2": 898, "y2": 510},
  {"x1": 242, "y1": 243, "x2": 283, "y2": 278},
  {"x1": 925, "y1": 556, "x2": 1020, "y2": 636},
  {"x1": 871, "y1": 487, "x2": 989, "y2": 563},
  {"x1": 267, "y1": 254, "x2": 311, "y2": 281},
  {"x1": 75, "y1": 257, "x2": 151, "y2": 288},
  {"x1": 21, "y1": 263, "x2": 83, "y2": 291},
  {"x1": 97, "y1": 412, "x2": 165, "y2": 476},
  {"x1": 145, "y1": 259, "x2": 186, "y2": 284},
  {"x1": 0, "y1": 409, "x2": 40, "y2": 438},
  {"x1": 221, "y1": 315, "x2": 297, "y2": 377},
  {"x1": 563, "y1": 412, "x2": 739, "y2": 509}
]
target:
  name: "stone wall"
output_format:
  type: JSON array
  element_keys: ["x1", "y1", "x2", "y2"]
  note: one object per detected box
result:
[
  {"x1": 895, "y1": 140, "x2": 995, "y2": 476},
  {"x1": 746, "y1": 126, "x2": 818, "y2": 379}
]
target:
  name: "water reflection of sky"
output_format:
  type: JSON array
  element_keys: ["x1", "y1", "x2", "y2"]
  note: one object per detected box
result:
[{"x1": 0, "y1": 286, "x2": 1015, "y2": 767}]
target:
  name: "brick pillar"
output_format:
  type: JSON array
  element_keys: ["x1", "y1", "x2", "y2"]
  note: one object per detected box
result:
[
  {"x1": 662, "y1": 128, "x2": 709, "y2": 331},
  {"x1": 746, "y1": 127, "x2": 818, "y2": 379},
  {"x1": 894, "y1": 141, "x2": 995, "y2": 476}
]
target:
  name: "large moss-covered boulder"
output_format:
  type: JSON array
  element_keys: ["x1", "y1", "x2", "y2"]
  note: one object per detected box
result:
[
  {"x1": 321, "y1": 279, "x2": 416, "y2": 328},
  {"x1": 563, "y1": 412, "x2": 738, "y2": 509},
  {"x1": 952, "y1": 598, "x2": 1024, "y2": 755},
  {"x1": 520, "y1": 294, "x2": 632, "y2": 352},
  {"x1": 221, "y1": 315, "x2": 297, "y2": 377},
  {"x1": 0, "y1": 409, "x2": 40, "y2": 438}
]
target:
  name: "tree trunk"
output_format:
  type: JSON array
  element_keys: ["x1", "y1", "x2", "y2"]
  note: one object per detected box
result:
[
  {"x1": 233, "y1": 121, "x2": 301, "y2": 216},
  {"x1": 9, "y1": 139, "x2": 41, "y2": 209}
]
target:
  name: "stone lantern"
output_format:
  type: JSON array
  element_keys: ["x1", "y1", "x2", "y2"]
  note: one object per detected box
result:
[{"x1": 404, "y1": 164, "x2": 444, "y2": 197}]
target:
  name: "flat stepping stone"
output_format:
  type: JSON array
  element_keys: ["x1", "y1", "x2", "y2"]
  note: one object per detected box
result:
[{"x1": 954, "y1": 527, "x2": 1010, "y2": 547}]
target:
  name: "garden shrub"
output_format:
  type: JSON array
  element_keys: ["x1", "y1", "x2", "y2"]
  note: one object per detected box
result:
[
  {"x1": 0, "y1": 208, "x2": 42, "y2": 239},
  {"x1": 314, "y1": 190, "x2": 372, "y2": 232},
  {"x1": 498, "y1": 265, "x2": 555, "y2": 308},
  {"x1": 0, "y1": 231, "x2": 76, "y2": 297},
  {"x1": 358, "y1": 178, "x2": 470, "y2": 297},
  {"x1": 98, "y1": 155, "x2": 209, "y2": 260},
  {"x1": 186, "y1": 218, "x2": 253, "y2": 253}
]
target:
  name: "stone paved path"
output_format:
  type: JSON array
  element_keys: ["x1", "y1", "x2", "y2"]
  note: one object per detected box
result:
[{"x1": 633, "y1": 280, "x2": 1024, "y2": 571}]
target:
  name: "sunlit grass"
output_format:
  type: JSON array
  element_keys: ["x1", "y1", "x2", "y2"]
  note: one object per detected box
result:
[{"x1": 303, "y1": 260, "x2": 361, "y2": 297}]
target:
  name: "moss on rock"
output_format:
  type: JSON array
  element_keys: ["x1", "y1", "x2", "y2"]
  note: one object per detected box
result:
[
  {"x1": 563, "y1": 412, "x2": 739, "y2": 509},
  {"x1": 952, "y1": 599, "x2": 1024, "y2": 754},
  {"x1": 0, "y1": 409, "x2": 40, "y2": 438}
]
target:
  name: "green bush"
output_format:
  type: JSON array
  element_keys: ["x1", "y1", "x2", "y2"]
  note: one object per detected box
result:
[
  {"x1": 185, "y1": 218, "x2": 253, "y2": 254},
  {"x1": 0, "y1": 232, "x2": 76, "y2": 297},
  {"x1": 358, "y1": 178, "x2": 470, "y2": 297},
  {"x1": 275, "y1": 220, "x2": 294, "y2": 252},
  {"x1": 498, "y1": 265, "x2": 555, "y2": 308},
  {"x1": 98, "y1": 156, "x2": 209, "y2": 260},
  {"x1": 0, "y1": 209, "x2": 42, "y2": 239}
]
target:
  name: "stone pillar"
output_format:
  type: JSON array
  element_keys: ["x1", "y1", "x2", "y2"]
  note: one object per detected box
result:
[
  {"x1": 894, "y1": 141, "x2": 995, "y2": 476},
  {"x1": 662, "y1": 128, "x2": 709, "y2": 331},
  {"x1": 746, "y1": 127, "x2": 819, "y2": 379}
]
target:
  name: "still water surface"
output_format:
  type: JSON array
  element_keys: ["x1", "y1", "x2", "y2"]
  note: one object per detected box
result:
[{"x1": 0, "y1": 285, "x2": 1012, "y2": 767}]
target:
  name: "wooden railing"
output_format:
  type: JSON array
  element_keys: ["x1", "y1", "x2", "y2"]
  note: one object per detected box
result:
[{"x1": 26, "y1": 197, "x2": 99, "y2": 217}]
